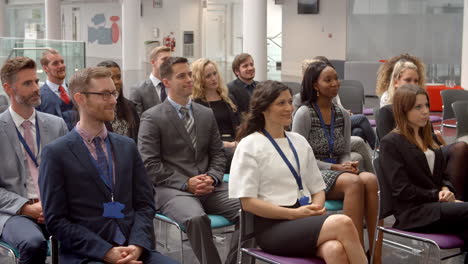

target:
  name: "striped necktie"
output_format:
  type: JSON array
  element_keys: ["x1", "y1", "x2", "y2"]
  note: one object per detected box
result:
[{"x1": 179, "y1": 106, "x2": 196, "y2": 149}]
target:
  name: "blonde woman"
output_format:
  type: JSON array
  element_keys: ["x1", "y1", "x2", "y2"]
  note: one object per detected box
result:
[
  {"x1": 191, "y1": 58, "x2": 240, "y2": 172},
  {"x1": 376, "y1": 54, "x2": 426, "y2": 107}
]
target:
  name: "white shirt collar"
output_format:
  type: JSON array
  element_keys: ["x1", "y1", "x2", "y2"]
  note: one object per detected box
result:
[
  {"x1": 46, "y1": 79, "x2": 67, "y2": 94},
  {"x1": 9, "y1": 106, "x2": 36, "y2": 129},
  {"x1": 149, "y1": 73, "x2": 162, "y2": 90}
]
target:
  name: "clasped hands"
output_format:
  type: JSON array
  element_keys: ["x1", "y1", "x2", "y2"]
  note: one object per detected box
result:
[
  {"x1": 20, "y1": 201, "x2": 45, "y2": 224},
  {"x1": 187, "y1": 174, "x2": 215, "y2": 196},
  {"x1": 331, "y1": 161, "x2": 359, "y2": 174},
  {"x1": 439, "y1": 187, "x2": 456, "y2": 203},
  {"x1": 104, "y1": 245, "x2": 143, "y2": 264},
  {"x1": 289, "y1": 204, "x2": 326, "y2": 220}
]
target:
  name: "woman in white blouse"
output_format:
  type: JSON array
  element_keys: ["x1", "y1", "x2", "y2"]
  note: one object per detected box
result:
[{"x1": 229, "y1": 81, "x2": 366, "y2": 263}]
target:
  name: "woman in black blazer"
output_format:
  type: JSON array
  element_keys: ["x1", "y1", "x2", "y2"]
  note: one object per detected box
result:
[
  {"x1": 191, "y1": 58, "x2": 240, "y2": 173},
  {"x1": 379, "y1": 84, "x2": 468, "y2": 244}
]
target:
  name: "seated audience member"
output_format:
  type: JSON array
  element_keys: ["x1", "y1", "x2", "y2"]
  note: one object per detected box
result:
[
  {"x1": 379, "y1": 84, "x2": 468, "y2": 263},
  {"x1": 191, "y1": 58, "x2": 240, "y2": 172},
  {"x1": 377, "y1": 57, "x2": 468, "y2": 201},
  {"x1": 130, "y1": 46, "x2": 171, "y2": 116},
  {"x1": 304, "y1": 57, "x2": 376, "y2": 149},
  {"x1": 0, "y1": 57, "x2": 68, "y2": 264},
  {"x1": 36, "y1": 49, "x2": 75, "y2": 130},
  {"x1": 376, "y1": 53, "x2": 425, "y2": 108},
  {"x1": 97, "y1": 60, "x2": 140, "y2": 142},
  {"x1": 227, "y1": 53, "x2": 258, "y2": 114},
  {"x1": 292, "y1": 60, "x2": 380, "y2": 262},
  {"x1": 138, "y1": 57, "x2": 240, "y2": 264},
  {"x1": 230, "y1": 80, "x2": 367, "y2": 263},
  {"x1": 39, "y1": 67, "x2": 177, "y2": 264}
]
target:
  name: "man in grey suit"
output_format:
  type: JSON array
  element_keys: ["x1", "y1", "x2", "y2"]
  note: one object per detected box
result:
[
  {"x1": 0, "y1": 57, "x2": 68, "y2": 263},
  {"x1": 138, "y1": 57, "x2": 240, "y2": 264},
  {"x1": 129, "y1": 46, "x2": 171, "y2": 116}
]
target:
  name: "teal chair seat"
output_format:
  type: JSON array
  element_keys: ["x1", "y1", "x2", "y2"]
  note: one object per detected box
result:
[
  {"x1": 0, "y1": 239, "x2": 54, "y2": 263},
  {"x1": 325, "y1": 200, "x2": 343, "y2": 211}
]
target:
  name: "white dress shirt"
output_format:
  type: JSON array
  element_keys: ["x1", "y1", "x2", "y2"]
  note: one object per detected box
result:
[
  {"x1": 229, "y1": 131, "x2": 326, "y2": 206},
  {"x1": 46, "y1": 79, "x2": 68, "y2": 97},
  {"x1": 9, "y1": 106, "x2": 39, "y2": 199}
]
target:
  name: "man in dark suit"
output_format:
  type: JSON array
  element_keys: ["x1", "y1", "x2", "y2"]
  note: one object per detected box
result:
[
  {"x1": 0, "y1": 57, "x2": 68, "y2": 263},
  {"x1": 129, "y1": 46, "x2": 171, "y2": 116},
  {"x1": 36, "y1": 49, "x2": 74, "y2": 130},
  {"x1": 227, "y1": 53, "x2": 258, "y2": 114},
  {"x1": 138, "y1": 57, "x2": 240, "y2": 264},
  {"x1": 39, "y1": 67, "x2": 178, "y2": 264}
]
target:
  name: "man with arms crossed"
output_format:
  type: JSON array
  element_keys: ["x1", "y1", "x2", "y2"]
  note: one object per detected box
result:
[
  {"x1": 138, "y1": 57, "x2": 240, "y2": 264},
  {"x1": 0, "y1": 56, "x2": 68, "y2": 263},
  {"x1": 39, "y1": 67, "x2": 178, "y2": 264}
]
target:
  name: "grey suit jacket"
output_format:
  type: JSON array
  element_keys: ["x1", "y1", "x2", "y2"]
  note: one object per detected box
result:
[
  {"x1": 0, "y1": 109, "x2": 68, "y2": 234},
  {"x1": 138, "y1": 100, "x2": 226, "y2": 208},
  {"x1": 129, "y1": 79, "x2": 161, "y2": 117}
]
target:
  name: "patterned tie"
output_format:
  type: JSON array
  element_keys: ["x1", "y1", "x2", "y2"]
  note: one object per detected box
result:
[
  {"x1": 179, "y1": 107, "x2": 196, "y2": 149},
  {"x1": 159, "y1": 82, "x2": 167, "y2": 102},
  {"x1": 21, "y1": 120, "x2": 40, "y2": 198},
  {"x1": 92, "y1": 137, "x2": 126, "y2": 245},
  {"x1": 58, "y1": 85, "x2": 71, "y2": 104}
]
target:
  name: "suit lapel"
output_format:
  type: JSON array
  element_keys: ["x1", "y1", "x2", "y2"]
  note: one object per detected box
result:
[
  {"x1": 36, "y1": 113, "x2": 50, "y2": 157},
  {"x1": 407, "y1": 142, "x2": 433, "y2": 177},
  {"x1": 43, "y1": 85, "x2": 64, "y2": 117},
  {"x1": 0, "y1": 110, "x2": 25, "y2": 176},
  {"x1": 67, "y1": 130, "x2": 111, "y2": 197},
  {"x1": 164, "y1": 101, "x2": 195, "y2": 153},
  {"x1": 192, "y1": 104, "x2": 203, "y2": 156},
  {"x1": 108, "y1": 134, "x2": 123, "y2": 199},
  {"x1": 145, "y1": 80, "x2": 161, "y2": 105}
]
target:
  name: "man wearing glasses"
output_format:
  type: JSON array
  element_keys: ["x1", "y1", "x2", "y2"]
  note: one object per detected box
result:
[{"x1": 39, "y1": 67, "x2": 178, "y2": 264}]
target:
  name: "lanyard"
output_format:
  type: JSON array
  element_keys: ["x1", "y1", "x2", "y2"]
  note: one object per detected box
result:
[
  {"x1": 15, "y1": 117, "x2": 41, "y2": 167},
  {"x1": 313, "y1": 103, "x2": 335, "y2": 158},
  {"x1": 262, "y1": 129, "x2": 303, "y2": 190}
]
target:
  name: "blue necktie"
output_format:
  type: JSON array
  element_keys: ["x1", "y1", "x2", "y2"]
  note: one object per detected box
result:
[{"x1": 93, "y1": 137, "x2": 126, "y2": 245}]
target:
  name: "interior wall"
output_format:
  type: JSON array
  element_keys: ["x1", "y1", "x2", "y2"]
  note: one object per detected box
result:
[{"x1": 281, "y1": 0, "x2": 347, "y2": 81}]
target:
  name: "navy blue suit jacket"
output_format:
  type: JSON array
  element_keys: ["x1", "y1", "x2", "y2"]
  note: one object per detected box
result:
[
  {"x1": 36, "y1": 83, "x2": 75, "y2": 130},
  {"x1": 39, "y1": 130, "x2": 156, "y2": 263}
]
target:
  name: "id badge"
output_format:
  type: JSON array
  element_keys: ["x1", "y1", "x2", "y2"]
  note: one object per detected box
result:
[
  {"x1": 103, "y1": 202, "x2": 125, "y2": 219},
  {"x1": 298, "y1": 190, "x2": 309, "y2": 206},
  {"x1": 324, "y1": 157, "x2": 337, "y2": 164}
]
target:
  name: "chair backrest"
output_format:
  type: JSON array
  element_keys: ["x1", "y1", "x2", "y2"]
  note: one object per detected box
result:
[
  {"x1": 373, "y1": 107, "x2": 381, "y2": 143},
  {"x1": 452, "y1": 100, "x2": 468, "y2": 139},
  {"x1": 344, "y1": 61, "x2": 380, "y2": 96},
  {"x1": 338, "y1": 80, "x2": 364, "y2": 114},
  {"x1": 441, "y1": 89, "x2": 468, "y2": 121},
  {"x1": 329, "y1": 60, "x2": 345, "y2": 80},
  {"x1": 239, "y1": 209, "x2": 256, "y2": 246},
  {"x1": 373, "y1": 157, "x2": 393, "y2": 219}
]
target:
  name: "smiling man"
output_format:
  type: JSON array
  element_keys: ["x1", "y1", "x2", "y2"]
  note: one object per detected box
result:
[
  {"x1": 36, "y1": 49, "x2": 74, "y2": 130},
  {"x1": 39, "y1": 67, "x2": 177, "y2": 264},
  {"x1": 138, "y1": 57, "x2": 240, "y2": 264},
  {"x1": 0, "y1": 56, "x2": 68, "y2": 264},
  {"x1": 227, "y1": 53, "x2": 258, "y2": 114}
]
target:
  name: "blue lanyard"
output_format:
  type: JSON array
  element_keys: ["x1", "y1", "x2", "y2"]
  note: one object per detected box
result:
[
  {"x1": 15, "y1": 116, "x2": 41, "y2": 167},
  {"x1": 262, "y1": 129, "x2": 303, "y2": 190},
  {"x1": 313, "y1": 103, "x2": 335, "y2": 158}
]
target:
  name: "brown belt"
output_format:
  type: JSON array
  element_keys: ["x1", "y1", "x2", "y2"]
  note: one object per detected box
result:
[{"x1": 27, "y1": 198, "x2": 39, "y2": 204}]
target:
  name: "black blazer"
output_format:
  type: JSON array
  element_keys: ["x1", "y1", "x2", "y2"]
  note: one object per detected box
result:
[
  {"x1": 227, "y1": 78, "x2": 258, "y2": 114},
  {"x1": 379, "y1": 132, "x2": 454, "y2": 230},
  {"x1": 193, "y1": 98, "x2": 240, "y2": 140}
]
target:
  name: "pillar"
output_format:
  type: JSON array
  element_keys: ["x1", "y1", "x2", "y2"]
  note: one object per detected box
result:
[{"x1": 243, "y1": 0, "x2": 267, "y2": 81}]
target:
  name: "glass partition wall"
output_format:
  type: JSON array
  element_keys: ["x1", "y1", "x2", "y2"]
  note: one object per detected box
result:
[
  {"x1": 0, "y1": 37, "x2": 86, "y2": 99},
  {"x1": 346, "y1": 0, "x2": 463, "y2": 86}
]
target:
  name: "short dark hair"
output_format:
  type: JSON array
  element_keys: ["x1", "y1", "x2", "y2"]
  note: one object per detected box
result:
[
  {"x1": 160, "y1": 57, "x2": 188, "y2": 80},
  {"x1": 231, "y1": 53, "x2": 252, "y2": 75},
  {"x1": 97, "y1": 60, "x2": 120, "y2": 70},
  {"x1": 68, "y1": 67, "x2": 112, "y2": 105},
  {"x1": 1, "y1": 56, "x2": 36, "y2": 85}
]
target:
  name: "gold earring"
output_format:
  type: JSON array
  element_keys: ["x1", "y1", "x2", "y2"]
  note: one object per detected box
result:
[{"x1": 316, "y1": 90, "x2": 319, "y2": 97}]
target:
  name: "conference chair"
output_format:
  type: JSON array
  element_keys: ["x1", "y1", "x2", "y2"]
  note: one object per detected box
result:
[
  {"x1": 373, "y1": 157, "x2": 466, "y2": 263},
  {"x1": 452, "y1": 100, "x2": 468, "y2": 142},
  {"x1": 440, "y1": 89, "x2": 468, "y2": 129},
  {"x1": 0, "y1": 236, "x2": 59, "y2": 264},
  {"x1": 339, "y1": 80, "x2": 365, "y2": 114}
]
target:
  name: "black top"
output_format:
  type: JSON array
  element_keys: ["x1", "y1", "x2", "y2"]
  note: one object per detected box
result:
[
  {"x1": 194, "y1": 98, "x2": 240, "y2": 142},
  {"x1": 227, "y1": 78, "x2": 258, "y2": 114}
]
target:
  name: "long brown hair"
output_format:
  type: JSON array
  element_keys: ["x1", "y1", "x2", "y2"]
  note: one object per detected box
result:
[
  {"x1": 190, "y1": 58, "x2": 237, "y2": 111},
  {"x1": 236, "y1": 81, "x2": 291, "y2": 141},
  {"x1": 392, "y1": 84, "x2": 438, "y2": 150}
]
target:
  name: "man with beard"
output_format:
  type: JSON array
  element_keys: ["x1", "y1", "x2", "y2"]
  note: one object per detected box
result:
[
  {"x1": 36, "y1": 49, "x2": 75, "y2": 130},
  {"x1": 227, "y1": 53, "x2": 258, "y2": 114},
  {"x1": 0, "y1": 57, "x2": 68, "y2": 263},
  {"x1": 39, "y1": 67, "x2": 177, "y2": 264}
]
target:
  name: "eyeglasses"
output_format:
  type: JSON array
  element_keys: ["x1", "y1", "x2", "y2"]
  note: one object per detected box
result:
[{"x1": 81, "y1": 91, "x2": 119, "y2": 101}]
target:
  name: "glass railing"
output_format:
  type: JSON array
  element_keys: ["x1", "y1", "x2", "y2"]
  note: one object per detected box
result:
[
  {"x1": 0, "y1": 37, "x2": 86, "y2": 98},
  {"x1": 267, "y1": 32, "x2": 282, "y2": 81}
]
